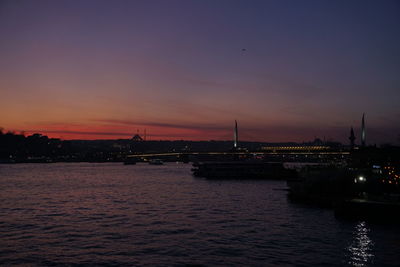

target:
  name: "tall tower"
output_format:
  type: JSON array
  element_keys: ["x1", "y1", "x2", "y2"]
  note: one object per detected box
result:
[
  {"x1": 361, "y1": 113, "x2": 366, "y2": 147},
  {"x1": 349, "y1": 127, "x2": 356, "y2": 149},
  {"x1": 234, "y1": 120, "x2": 238, "y2": 149}
]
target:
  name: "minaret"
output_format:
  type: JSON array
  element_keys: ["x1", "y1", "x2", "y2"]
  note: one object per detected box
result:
[
  {"x1": 349, "y1": 127, "x2": 356, "y2": 149},
  {"x1": 233, "y1": 120, "x2": 238, "y2": 149},
  {"x1": 361, "y1": 113, "x2": 366, "y2": 147}
]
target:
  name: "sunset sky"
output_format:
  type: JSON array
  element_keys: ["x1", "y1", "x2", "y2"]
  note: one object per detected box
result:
[{"x1": 1, "y1": 0, "x2": 399, "y2": 144}]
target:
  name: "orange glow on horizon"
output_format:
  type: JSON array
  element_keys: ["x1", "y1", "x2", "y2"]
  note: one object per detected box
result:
[{"x1": 4, "y1": 122, "x2": 332, "y2": 142}]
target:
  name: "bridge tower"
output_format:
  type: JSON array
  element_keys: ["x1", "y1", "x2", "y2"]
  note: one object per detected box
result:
[
  {"x1": 234, "y1": 120, "x2": 238, "y2": 149},
  {"x1": 361, "y1": 113, "x2": 366, "y2": 147},
  {"x1": 349, "y1": 127, "x2": 356, "y2": 149}
]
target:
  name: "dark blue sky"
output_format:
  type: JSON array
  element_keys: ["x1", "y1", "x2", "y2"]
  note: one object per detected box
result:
[{"x1": 0, "y1": 0, "x2": 399, "y2": 143}]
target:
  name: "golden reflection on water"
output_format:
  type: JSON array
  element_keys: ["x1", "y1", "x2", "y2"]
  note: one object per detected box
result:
[{"x1": 347, "y1": 221, "x2": 374, "y2": 266}]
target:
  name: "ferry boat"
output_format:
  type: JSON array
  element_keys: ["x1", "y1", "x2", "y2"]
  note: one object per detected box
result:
[
  {"x1": 287, "y1": 163, "x2": 400, "y2": 215},
  {"x1": 192, "y1": 161, "x2": 296, "y2": 180}
]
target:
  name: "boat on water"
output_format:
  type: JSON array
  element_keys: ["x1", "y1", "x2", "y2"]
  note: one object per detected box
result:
[
  {"x1": 192, "y1": 161, "x2": 296, "y2": 179},
  {"x1": 287, "y1": 162, "x2": 400, "y2": 218},
  {"x1": 286, "y1": 165, "x2": 357, "y2": 206},
  {"x1": 149, "y1": 159, "x2": 164, "y2": 165}
]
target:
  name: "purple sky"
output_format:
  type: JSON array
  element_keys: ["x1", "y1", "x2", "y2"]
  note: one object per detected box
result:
[{"x1": 0, "y1": 0, "x2": 399, "y2": 144}]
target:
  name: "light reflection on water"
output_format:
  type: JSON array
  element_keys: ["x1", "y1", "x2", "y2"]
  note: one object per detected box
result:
[{"x1": 347, "y1": 221, "x2": 374, "y2": 266}]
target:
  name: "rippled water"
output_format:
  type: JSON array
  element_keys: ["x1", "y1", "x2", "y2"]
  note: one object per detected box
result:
[{"x1": 1, "y1": 163, "x2": 399, "y2": 266}]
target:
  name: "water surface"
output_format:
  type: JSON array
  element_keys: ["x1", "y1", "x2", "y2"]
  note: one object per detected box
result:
[{"x1": 0, "y1": 163, "x2": 398, "y2": 266}]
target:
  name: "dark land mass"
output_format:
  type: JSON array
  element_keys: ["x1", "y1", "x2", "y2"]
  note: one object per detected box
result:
[{"x1": 1, "y1": 130, "x2": 347, "y2": 163}]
